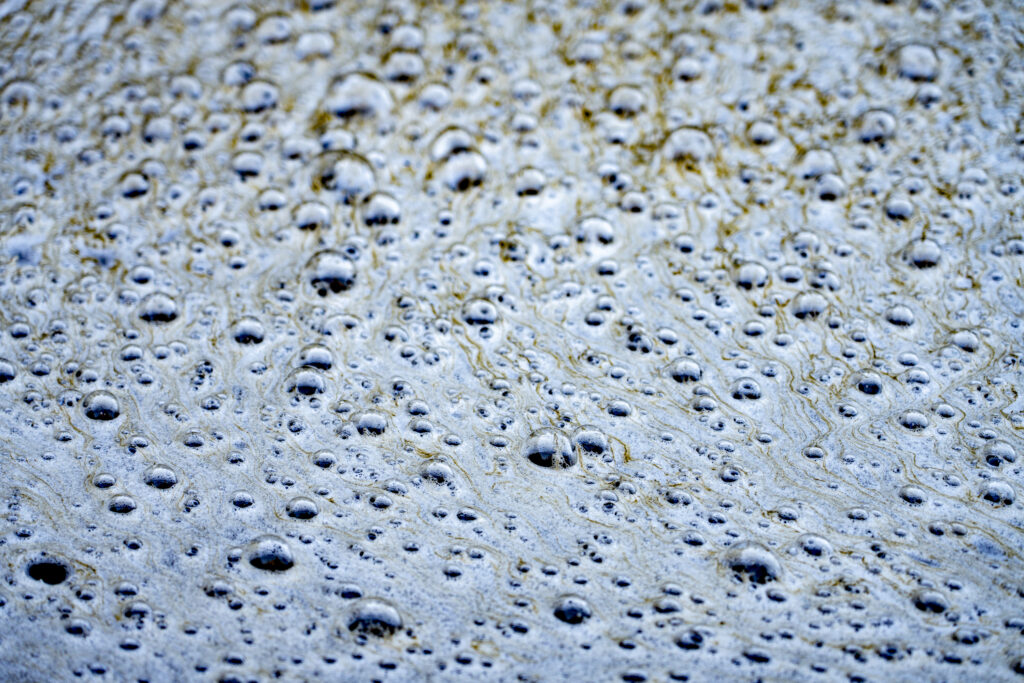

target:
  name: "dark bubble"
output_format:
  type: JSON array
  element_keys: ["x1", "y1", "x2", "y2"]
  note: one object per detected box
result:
[{"x1": 27, "y1": 558, "x2": 69, "y2": 585}]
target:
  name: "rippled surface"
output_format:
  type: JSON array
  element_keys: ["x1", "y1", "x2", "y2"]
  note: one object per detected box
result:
[{"x1": 2, "y1": 0, "x2": 1024, "y2": 680}]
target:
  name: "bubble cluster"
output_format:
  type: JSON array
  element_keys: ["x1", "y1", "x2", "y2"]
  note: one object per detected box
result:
[{"x1": 2, "y1": 0, "x2": 1024, "y2": 680}]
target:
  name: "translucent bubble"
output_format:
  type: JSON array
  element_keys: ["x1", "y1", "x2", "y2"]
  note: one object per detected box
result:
[
  {"x1": 346, "y1": 598, "x2": 403, "y2": 637},
  {"x1": 286, "y1": 368, "x2": 327, "y2": 396},
  {"x1": 663, "y1": 127, "x2": 713, "y2": 165},
  {"x1": 524, "y1": 429, "x2": 576, "y2": 469},
  {"x1": 980, "y1": 480, "x2": 1015, "y2": 506},
  {"x1": 325, "y1": 73, "x2": 393, "y2": 118},
  {"x1": 902, "y1": 239, "x2": 941, "y2": 268},
  {"x1": 82, "y1": 391, "x2": 120, "y2": 421},
  {"x1": 232, "y1": 317, "x2": 265, "y2": 345},
  {"x1": 108, "y1": 495, "x2": 137, "y2": 514},
  {"x1": 462, "y1": 299, "x2": 498, "y2": 325},
  {"x1": 293, "y1": 201, "x2": 331, "y2": 231},
  {"x1": 316, "y1": 153, "x2": 375, "y2": 203},
  {"x1": 137, "y1": 292, "x2": 178, "y2": 323},
  {"x1": 723, "y1": 542, "x2": 781, "y2": 584},
  {"x1": 307, "y1": 250, "x2": 356, "y2": 295},
  {"x1": 144, "y1": 464, "x2": 177, "y2": 489},
  {"x1": 247, "y1": 535, "x2": 294, "y2": 571},
  {"x1": 286, "y1": 496, "x2": 319, "y2": 519}
]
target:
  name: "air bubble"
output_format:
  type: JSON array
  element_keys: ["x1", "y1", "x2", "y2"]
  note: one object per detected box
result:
[{"x1": 247, "y1": 536, "x2": 294, "y2": 571}]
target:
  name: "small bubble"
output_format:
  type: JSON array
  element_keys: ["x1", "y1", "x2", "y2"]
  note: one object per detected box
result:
[
  {"x1": 247, "y1": 535, "x2": 294, "y2": 571},
  {"x1": 346, "y1": 598, "x2": 403, "y2": 637},
  {"x1": 723, "y1": 542, "x2": 781, "y2": 584},
  {"x1": 552, "y1": 595, "x2": 592, "y2": 624},
  {"x1": 524, "y1": 429, "x2": 576, "y2": 469},
  {"x1": 82, "y1": 391, "x2": 120, "y2": 420}
]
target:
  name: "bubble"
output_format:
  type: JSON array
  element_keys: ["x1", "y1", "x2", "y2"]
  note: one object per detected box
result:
[
  {"x1": 983, "y1": 441, "x2": 1016, "y2": 467},
  {"x1": 575, "y1": 216, "x2": 616, "y2": 246},
  {"x1": 325, "y1": 73, "x2": 393, "y2": 118},
  {"x1": 316, "y1": 153, "x2": 375, "y2": 203},
  {"x1": 897, "y1": 44, "x2": 939, "y2": 82},
  {"x1": 137, "y1": 292, "x2": 178, "y2": 323},
  {"x1": 108, "y1": 495, "x2": 137, "y2": 514},
  {"x1": 798, "y1": 535, "x2": 832, "y2": 557},
  {"x1": 307, "y1": 250, "x2": 356, "y2": 295},
  {"x1": 885, "y1": 305, "x2": 915, "y2": 327},
  {"x1": 514, "y1": 167, "x2": 546, "y2": 196},
  {"x1": 232, "y1": 317, "x2": 265, "y2": 345},
  {"x1": 312, "y1": 451, "x2": 336, "y2": 469},
  {"x1": 240, "y1": 81, "x2": 279, "y2": 113},
  {"x1": 858, "y1": 109, "x2": 897, "y2": 143},
  {"x1": 663, "y1": 127, "x2": 713, "y2": 165},
  {"x1": 796, "y1": 149, "x2": 837, "y2": 180},
  {"x1": 730, "y1": 378, "x2": 762, "y2": 400},
  {"x1": 854, "y1": 372, "x2": 882, "y2": 395},
  {"x1": 912, "y1": 589, "x2": 948, "y2": 613},
  {"x1": 723, "y1": 542, "x2": 781, "y2": 584},
  {"x1": 980, "y1": 480, "x2": 1015, "y2": 506},
  {"x1": 736, "y1": 263, "x2": 768, "y2": 289},
  {"x1": 420, "y1": 461, "x2": 454, "y2": 485},
  {"x1": 439, "y1": 152, "x2": 487, "y2": 191},
  {"x1": 667, "y1": 359, "x2": 703, "y2": 383},
  {"x1": 362, "y1": 192, "x2": 401, "y2": 225},
  {"x1": 676, "y1": 629, "x2": 704, "y2": 650},
  {"x1": 608, "y1": 85, "x2": 645, "y2": 117},
  {"x1": 293, "y1": 201, "x2": 331, "y2": 231},
  {"x1": 27, "y1": 557, "x2": 69, "y2": 585},
  {"x1": 0, "y1": 359, "x2": 15, "y2": 383},
  {"x1": 247, "y1": 535, "x2": 294, "y2": 571},
  {"x1": 347, "y1": 598, "x2": 403, "y2": 637},
  {"x1": 287, "y1": 369, "x2": 326, "y2": 396},
  {"x1": 231, "y1": 490, "x2": 254, "y2": 508},
  {"x1": 462, "y1": 299, "x2": 498, "y2": 325},
  {"x1": 748, "y1": 120, "x2": 778, "y2": 145},
  {"x1": 572, "y1": 426, "x2": 609, "y2": 455},
  {"x1": 951, "y1": 330, "x2": 979, "y2": 352},
  {"x1": 82, "y1": 391, "x2": 120, "y2": 421},
  {"x1": 524, "y1": 429, "x2": 576, "y2": 469},
  {"x1": 353, "y1": 411, "x2": 387, "y2": 435},
  {"x1": 793, "y1": 292, "x2": 827, "y2": 319},
  {"x1": 552, "y1": 595, "x2": 592, "y2": 624},
  {"x1": 144, "y1": 464, "x2": 177, "y2": 489},
  {"x1": 902, "y1": 239, "x2": 941, "y2": 268},
  {"x1": 899, "y1": 485, "x2": 926, "y2": 505},
  {"x1": 286, "y1": 496, "x2": 319, "y2": 519},
  {"x1": 898, "y1": 411, "x2": 928, "y2": 431},
  {"x1": 298, "y1": 344, "x2": 333, "y2": 370}
]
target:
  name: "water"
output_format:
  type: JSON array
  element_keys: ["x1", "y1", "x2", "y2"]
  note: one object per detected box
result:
[{"x1": 2, "y1": 0, "x2": 1024, "y2": 680}]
